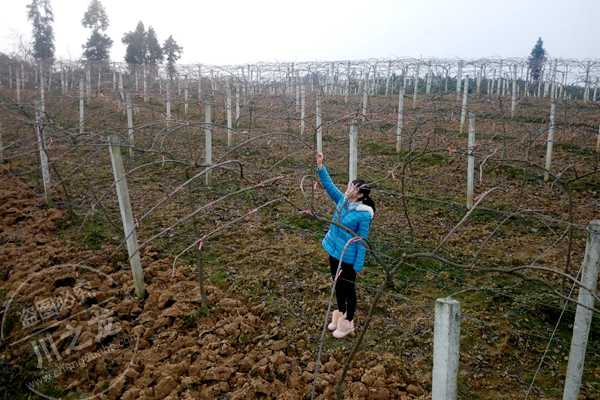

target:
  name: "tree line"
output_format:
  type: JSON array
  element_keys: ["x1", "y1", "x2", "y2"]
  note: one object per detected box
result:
[
  {"x1": 25, "y1": 0, "x2": 183, "y2": 78},
  {"x1": 24, "y1": 0, "x2": 547, "y2": 83}
]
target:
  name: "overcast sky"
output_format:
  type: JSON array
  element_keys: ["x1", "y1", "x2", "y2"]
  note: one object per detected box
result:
[{"x1": 0, "y1": 0, "x2": 598, "y2": 64}]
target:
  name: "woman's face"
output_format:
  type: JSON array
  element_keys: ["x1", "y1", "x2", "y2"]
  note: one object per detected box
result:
[{"x1": 345, "y1": 182, "x2": 363, "y2": 202}]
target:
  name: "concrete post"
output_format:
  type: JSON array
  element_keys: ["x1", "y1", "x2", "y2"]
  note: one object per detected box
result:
[
  {"x1": 562, "y1": 220, "x2": 600, "y2": 400},
  {"x1": 166, "y1": 80, "x2": 172, "y2": 127},
  {"x1": 466, "y1": 113, "x2": 475, "y2": 209},
  {"x1": 39, "y1": 65, "x2": 45, "y2": 114},
  {"x1": 62, "y1": 67, "x2": 67, "y2": 95},
  {"x1": 316, "y1": 91, "x2": 323, "y2": 153},
  {"x1": 97, "y1": 70, "x2": 101, "y2": 96},
  {"x1": 143, "y1": 64, "x2": 148, "y2": 103},
  {"x1": 20, "y1": 64, "x2": 25, "y2": 91},
  {"x1": 108, "y1": 135, "x2": 145, "y2": 299},
  {"x1": 361, "y1": 69, "x2": 369, "y2": 119},
  {"x1": 235, "y1": 85, "x2": 240, "y2": 127},
  {"x1": 287, "y1": 65, "x2": 293, "y2": 97},
  {"x1": 226, "y1": 79, "x2": 233, "y2": 146},
  {"x1": 583, "y1": 61, "x2": 591, "y2": 103},
  {"x1": 412, "y1": 63, "x2": 420, "y2": 109},
  {"x1": 476, "y1": 67, "x2": 482, "y2": 97},
  {"x1": 426, "y1": 69, "x2": 432, "y2": 95},
  {"x1": 524, "y1": 66, "x2": 530, "y2": 97},
  {"x1": 295, "y1": 76, "x2": 301, "y2": 113},
  {"x1": 300, "y1": 84, "x2": 306, "y2": 135},
  {"x1": 59, "y1": 67, "x2": 64, "y2": 95},
  {"x1": 210, "y1": 71, "x2": 216, "y2": 98},
  {"x1": 495, "y1": 70, "x2": 500, "y2": 97},
  {"x1": 184, "y1": 82, "x2": 189, "y2": 116},
  {"x1": 79, "y1": 77, "x2": 85, "y2": 135},
  {"x1": 459, "y1": 76, "x2": 470, "y2": 134},
  {"x1": 344, "y1": 62, "x2": 350, "y2": 104},
  {"x1": 370, "y1": 66, "x2": 377, "y2": 96},
  {"x1": 551, "y1": 60, "x2": 559, "y2": 100},
  {"x1": 86, "y1": 67, "x2": 92, "y2": 102},
  {"x1": 562, "y1": 65, "x2": 569, "y2": 100},
  {"x1": 543, "y1": 102, "x2": 556, "y2": 182},
  {"x1": 497, "y1": 61, "x2": 503, "y2": 97},
  {"x1": 204, "y1": 99, "x2": 213, "y2": 185},
  {"x1": 456, "y1": 61, "x2": 463, "y2": 102},
  {"x1": 118, "y1": 72, "x2": 125, "y2": 108},
  {"x1": 197, "y1": 65, "x2": 202, "y2": 102},
  {"x1": 35, "y1": 102, "x2": 50, "y2": 202},
  {"x1": 385, "y1": 60, "x2": 391, "y2": 96},
  {"x1": 511, "y1": 65, "x2": 518, "y2": 118},
  {"x1": 432, "y1": 298, "x2": 461, "y2": 400},
  {"x1": 402, "y1": 67, "x2": 408, "y2": 95},
  {"x1": 348, "y1": 120, "x2": 358, "y2": 182},
  {"x1": 396, "y1": 86, "x2": 405, "y2": 153},
  {"x1": 16, "y1": 73, "x2": 21, "y2": 105},
  {"x1": 126, "y1": 94, "x2": 134, "y2": 158}
]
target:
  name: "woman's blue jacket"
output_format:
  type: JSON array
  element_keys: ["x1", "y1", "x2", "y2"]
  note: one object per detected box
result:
[{"x1": 317, "y1": 165, "x2": 373, "y2": 272}]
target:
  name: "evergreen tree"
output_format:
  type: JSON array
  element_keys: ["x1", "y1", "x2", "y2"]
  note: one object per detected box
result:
[
  {"x1": 122, "y1": 21, "x2": 147, "y2": 65},
  {"x1": 528, "y1": 37, "x2": 546, "y2": 83},
  {"x1": 82, "y1": 30, "x2": 113, "y2": 62},
  {"x1": 163, "y1": 35, "x2": 183, "y2": 80},
  {"x1": 145, "y1": 26, "x2": 163, "y2": 65},
  {"x1": 82, "y1": 0, "x2": 109, "y2": 31},
  {"x1": 81, "y1": 0, "x2": 113, "y2": 62},
  {"x1": 27, "y1": 0, "x2": 55, "y2": 62}
]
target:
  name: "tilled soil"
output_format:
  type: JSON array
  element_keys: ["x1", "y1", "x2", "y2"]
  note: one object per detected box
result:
[{"x1": 0, "y1": 167, "x2": 426, "y2": 399}]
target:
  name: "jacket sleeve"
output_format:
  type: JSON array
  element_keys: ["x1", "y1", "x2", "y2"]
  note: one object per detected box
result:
[
  {"x1": 353, "y1": 214, "x2": 373, "y2": 272},
  {"x1": 317, "y1": 165, "x2": 344, "y2": 204}
]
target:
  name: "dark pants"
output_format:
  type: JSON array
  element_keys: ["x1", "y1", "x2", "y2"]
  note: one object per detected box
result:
[{"x1": 329, "y1": 255, "x2": 357, "y2": 321}]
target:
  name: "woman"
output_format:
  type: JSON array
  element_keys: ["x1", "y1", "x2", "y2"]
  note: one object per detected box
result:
[{"x1": 315, "y1": 152, "x2": 375, "y2": 338}]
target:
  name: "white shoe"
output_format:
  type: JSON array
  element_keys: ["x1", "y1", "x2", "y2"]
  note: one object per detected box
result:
[
  {"x1": 328, "y1": 310, "x2": 344, "y2": 331},
  {"x1": 333, "y1": 317, "x2": 354, "y2": 338}
]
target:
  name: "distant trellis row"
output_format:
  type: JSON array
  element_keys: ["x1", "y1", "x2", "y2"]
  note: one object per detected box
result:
[{"x1": 2, "y1": 57, "x2": 600, "y2": 103}]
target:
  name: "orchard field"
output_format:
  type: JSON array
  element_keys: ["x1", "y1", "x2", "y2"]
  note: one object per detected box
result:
[{"x1": 0, "y1": 58, "x2": 599, "y2": 399}]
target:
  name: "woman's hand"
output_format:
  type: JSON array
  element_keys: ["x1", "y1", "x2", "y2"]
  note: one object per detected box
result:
[
  {"x1": 315, "y1": 152, "x2": 324, "y2": 168},
  {"x1": 344, "y1": 181, "x2": 358, "y2": 199}
]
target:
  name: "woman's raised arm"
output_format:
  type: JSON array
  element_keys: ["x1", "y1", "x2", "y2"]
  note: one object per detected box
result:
[{"x1": 316, "y1": 152, "x2": 344, "y2": 203}]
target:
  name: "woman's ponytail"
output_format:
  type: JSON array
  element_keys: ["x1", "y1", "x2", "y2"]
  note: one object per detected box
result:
[{"x1": 362, "y1": 194, "x2": 376, "y2": 212}]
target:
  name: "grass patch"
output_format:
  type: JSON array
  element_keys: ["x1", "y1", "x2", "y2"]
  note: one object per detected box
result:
[
  {"x1": 493, "y1": 164, "x2": 541, "y2": 183},
  {"x1": 413, "y1": 152, "x2": 451, "y2": 167},
  {"x1": 554, "y1": 142, "x2": 595, "y2": 157},
  {"x1": 57, "y1": 212, "x2": 113, "y2": 250},
  {"x1": 82, "y1": 218, "x2": 109, "y2": 250},
  {"x1": 364, "y1": 140, "x2": 397, "y2": 156},
  {"x1": 281, "y1": 214, "x2": 325, "y2": 237},
  {"x1": 210, "y1": 268, "x2": 228, "y2": 286},
  {"x1": 567, "y1": 173, "x2": 600, "y2": 193},
  {"x1": 182, "y1": 304, "x2": 212, "y2": 328}
]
